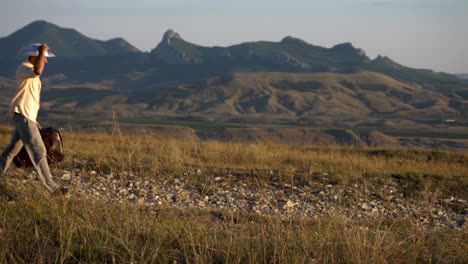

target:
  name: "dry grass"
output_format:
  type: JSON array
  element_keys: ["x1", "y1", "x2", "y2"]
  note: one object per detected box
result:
[
  {"x1": 54, "y1": 129, "x2": 467, "y2": 175},
  {"x1": 0, "y1": 186, "x2": 467, "y2": 263},
  {"x1": 49, "y1": 127, "x2": 468, "y2": 197},
  {"x1": 0, "y1": 126, "x2": 467, "y2": 263}
]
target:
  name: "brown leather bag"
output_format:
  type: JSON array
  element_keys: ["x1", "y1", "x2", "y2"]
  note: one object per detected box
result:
[{"x1": 13, "y1": 127, "x2": 65, "y2": 167}]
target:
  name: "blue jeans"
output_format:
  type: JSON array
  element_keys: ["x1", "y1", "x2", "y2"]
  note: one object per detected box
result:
[{"x1": 0, "y1": 114, "x2": 58, "y2": 192}]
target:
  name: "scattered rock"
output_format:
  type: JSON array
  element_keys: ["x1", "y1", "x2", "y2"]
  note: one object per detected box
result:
[
  {"x1": 61, "y1": 173, "x2": 71, "y2": 181},
  {"x1": 6, "y1": 167, "x2": 465, "y2": 230},
  {"x1": 284, "y1": 200, "x2": 295, "y2": 209},
  {"x1": 443, "y1": 197, "x2": 454, "y2": 203},
  {"x1": 329, "y1": 195, "x2": 338, "y2": 202}
]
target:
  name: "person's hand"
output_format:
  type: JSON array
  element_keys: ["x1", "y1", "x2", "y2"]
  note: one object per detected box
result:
[
  {"x1": 39, "y1": 44, "x2": 50, "y2": 53},
  {"x1": 36, "y1": 120, "x2": 42, "y2": 129}
]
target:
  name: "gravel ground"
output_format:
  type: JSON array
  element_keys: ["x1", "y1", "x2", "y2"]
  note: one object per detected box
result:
[{"x1": 5, "y1": 167, "x2": 467, "y2": 230}]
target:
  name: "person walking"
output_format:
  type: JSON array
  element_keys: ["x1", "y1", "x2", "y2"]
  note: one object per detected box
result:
[{"x1": 0, "y1": 43, "x2": 67, "y2": 196}]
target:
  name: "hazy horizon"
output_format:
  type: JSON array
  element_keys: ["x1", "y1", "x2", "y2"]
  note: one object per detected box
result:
[{"x1": 0, "y1": 0, "x2": 467, "y2": 74}]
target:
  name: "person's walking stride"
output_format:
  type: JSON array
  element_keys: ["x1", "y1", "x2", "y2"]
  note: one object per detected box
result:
[{"x1": 0, "y1": 43, "x2": 66, "y2": 196}]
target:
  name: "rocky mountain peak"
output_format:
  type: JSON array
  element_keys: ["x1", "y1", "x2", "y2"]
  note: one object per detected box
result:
[
  {"x1": 332, "y1": 42, "x2": 368, "y2": 60},
  {"x1": 281, "y1": 36, "x2": 308, "y2": 45},
  {"x1": 373, "y1": 55, "x2": 394, "y2": 64},
  {"x1": 372, "y1": 55, "x2": 401, "y2": 69},
  {"x1": 162, "y1": 29, "x2": 182, "y2": 45},
  {"x1": 332, "y1": 42, "x2": 361, "y2": 53},
  {"x1": 151, "y1": 29, "x2": 200, "y2": 64},
  {"x1": 332, "y1": 42, "x2": 355, "y2": 50}
]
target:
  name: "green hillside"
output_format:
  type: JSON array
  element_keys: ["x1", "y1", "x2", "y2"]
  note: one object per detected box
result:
[{"x1": 0, "y1": 20, "x2": 140, "y2": 60}]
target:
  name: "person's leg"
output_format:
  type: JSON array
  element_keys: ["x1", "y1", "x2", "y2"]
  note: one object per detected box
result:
[
  {"x1": 0, "y1": 127, "x2": 24, "y2": 185},
  {"x1": 14, "y1": 115, "x2": 58, "y2": 192}
]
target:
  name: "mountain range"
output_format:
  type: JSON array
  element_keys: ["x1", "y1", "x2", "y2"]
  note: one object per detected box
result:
[
  {"x1": 0, "y1": 20, "x2": 467, "y2": 139},
  {"x1": 457, "y1": 74, "x2": 468, "y2": 80}
]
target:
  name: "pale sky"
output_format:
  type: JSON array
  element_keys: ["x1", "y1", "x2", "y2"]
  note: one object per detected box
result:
[{"x1": 0, "y1": 0, "x2": 467, "y2": 73}]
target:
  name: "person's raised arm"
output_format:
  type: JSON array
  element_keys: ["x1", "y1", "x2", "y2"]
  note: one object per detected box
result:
[{"x1": 33, "y1": 44, "x2": 49, "y2": 76}]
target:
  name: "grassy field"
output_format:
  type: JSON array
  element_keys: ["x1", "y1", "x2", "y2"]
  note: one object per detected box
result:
[
  {"x1": 1, "y1": 192, "x2": 466, "y2": 263},
  {"x1": 0, "y1": 126, "x2": 467, "y2": 263},
  {"x1": 379, "y1": 127, "x2": 468, "y2": 140}
]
